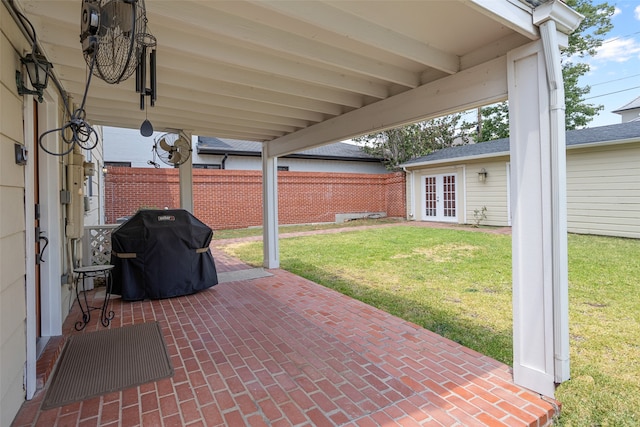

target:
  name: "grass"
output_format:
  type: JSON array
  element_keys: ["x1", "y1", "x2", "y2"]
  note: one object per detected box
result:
[
  {"x1": 219, "y1": 225, "x2": 640, "y2": 426},
  {"x1": 212, "y1": 217, "x2": 402, "y2": 240}
]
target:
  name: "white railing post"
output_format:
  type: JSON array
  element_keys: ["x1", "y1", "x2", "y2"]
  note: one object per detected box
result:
[{"x1": 83, "y1": 224, "x2": 120, "y2": 266}]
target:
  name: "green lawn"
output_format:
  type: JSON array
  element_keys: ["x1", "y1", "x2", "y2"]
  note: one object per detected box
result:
[
  {"x1": 219, "y1": 226, "x2": 640, "y2": 426},
  {"x1": 212, "y1": 217, "x2": 402, "y2": 240}
]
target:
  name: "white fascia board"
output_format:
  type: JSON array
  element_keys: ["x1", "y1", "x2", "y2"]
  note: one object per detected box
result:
[
  {"x1": 465, "y1": 0, "x2": 539, "y2": 40},
  {"x1": 265, "y1": 56, "x2": 507, "y2": 158},
  {"x1": 402, "y1": 151, "x2": 510, "y2": 170}
]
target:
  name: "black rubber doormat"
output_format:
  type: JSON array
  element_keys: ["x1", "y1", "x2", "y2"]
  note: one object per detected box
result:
[{"x1": 42, "y1": 322, "x2": 173, "y2": 409}]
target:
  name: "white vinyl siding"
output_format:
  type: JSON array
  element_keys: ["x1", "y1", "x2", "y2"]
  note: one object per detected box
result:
[
  {"x1": 464, "y1": 158, "x2": 510, "y2": 227},
  {"x1": 409, "y1": 160, "x2": 511, "y2": 227},
  {"x1": 1, "y1": 8, "x2": 29, "y2": 424},
  {"x1": 567, "y1": 142, "x2": 640, "y2": 239},
  {"x1": 406, "y1": 141, "x2": 640, "y2": 239}
]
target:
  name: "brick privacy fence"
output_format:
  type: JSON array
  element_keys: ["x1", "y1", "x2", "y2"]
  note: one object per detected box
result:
[{"x1": 105, "y1": 167, "x2": 406, "y2": 230}]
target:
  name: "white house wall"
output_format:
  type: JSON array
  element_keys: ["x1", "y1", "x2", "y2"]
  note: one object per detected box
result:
[
  {"x1": 1, "y1": 8, "x2": 29, "y2": 424},
  {"x1": 103, "y1": 126, "x2": 165, "y2": 168},
  {"x1": 567, "y1": 142, "x2": 640, "y2": 239},
  {"x1": 82, "y1": 127, "x2": 105, "y2": 226},
  {"x1": 618, "y1": 110, "x2": 640, "y2": 123},
  {"x1": 104, "y1": 126, "x2": 387, "y2": 173},
  {"x1": 408, "y1": 158, "x2": 512, "y2": 228},
  {"x1": 193, "y1": 154, "x2": 388, "y2": 174},
  {"x1": 406, "y1": 142, "x2": 640, "y2": 239},
  {"x1": 1, "y1": 5, "x2": 95, "y2": 420},
  {"x1": 464, "y1": 158, "x2": 511, "y2": 227}
]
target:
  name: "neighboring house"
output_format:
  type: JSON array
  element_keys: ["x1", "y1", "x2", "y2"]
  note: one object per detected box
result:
[
  {"x1": 103, "y1": 126, "x2": 387, "y2": 174},
  {"x1": 196, "y1": 136, "x2": 387, "y2": 173},
  {"x1": 612, "y1": 95, "x2": 640, "y2": 123},
  {"x1": 82, "y1": 130, "x2": 107, "y2": 227},
  {"x1": 402, "y1": 121, "x2": 640, "y2": 239}
]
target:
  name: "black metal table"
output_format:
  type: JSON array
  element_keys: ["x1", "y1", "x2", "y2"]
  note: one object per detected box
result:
[{"x1": 73, "y1": 265, "x2": 115, "y2": 331}]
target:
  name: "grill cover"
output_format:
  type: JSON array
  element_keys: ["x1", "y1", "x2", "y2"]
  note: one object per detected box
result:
[{"x1": 110, "y1": 209, "x2": 218, "y2": 301}]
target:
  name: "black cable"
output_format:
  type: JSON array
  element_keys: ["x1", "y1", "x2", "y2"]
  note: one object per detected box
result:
[
  {"x1": 584, "y1": 85, "x2": 640, "y2": 101},
  {"x1": 589, "y1": 72, "x2": 640, "y2": 88},
  {"x1": 39, "y1": 51, "x2": 99, "y2": 156},
  {"x1": 13, "y1": 6, "x2": 100, "y2": 157}
]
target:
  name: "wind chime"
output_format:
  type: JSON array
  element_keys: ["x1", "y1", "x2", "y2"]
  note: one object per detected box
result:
[{"x1": 137, "y1": 34, "x2": 157, "y2": 137}]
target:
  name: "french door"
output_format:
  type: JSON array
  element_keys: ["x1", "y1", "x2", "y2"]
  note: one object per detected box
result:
[{"x1": 422, "y1": 174, "x2": 457, "y2": 222}]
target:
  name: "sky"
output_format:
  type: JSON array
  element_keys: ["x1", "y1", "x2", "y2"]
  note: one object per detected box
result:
[
  {"x1": 578, "y1": 1, "x2": 640, "y2": 127},
  {"x1": 454, "y1": 1, "x2": 640, "y2": 131}
]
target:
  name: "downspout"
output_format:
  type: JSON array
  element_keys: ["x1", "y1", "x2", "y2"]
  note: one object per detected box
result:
[
  {"x1": 221, "y1": 153, "x2": 228, "y2": 170},
  {"x1": 402, "y1": 166, "x2": 414, "y2": 220},
  {"x1": 538, "y1": 18, "x2": 570, "y2": 385}
]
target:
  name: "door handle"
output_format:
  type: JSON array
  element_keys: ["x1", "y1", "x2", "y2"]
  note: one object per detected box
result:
[{"x1": 37, "y1": 232, "x2": 49, "y2": 264}]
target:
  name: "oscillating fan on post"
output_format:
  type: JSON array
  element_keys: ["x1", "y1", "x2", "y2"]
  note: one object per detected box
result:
[{"x1": 153, "y1": 133, "x2": 191, "y2": 167}]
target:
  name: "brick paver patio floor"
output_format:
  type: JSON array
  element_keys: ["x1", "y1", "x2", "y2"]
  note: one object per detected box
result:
[{"x1": 12, "y1": 224, "x2": 557, "y2": 426}]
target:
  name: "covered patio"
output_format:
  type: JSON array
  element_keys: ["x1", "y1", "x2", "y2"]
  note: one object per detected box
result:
[
  {"x1": 13, "y1": 247, "x2": 556, "y2": 426},
  {"x1": 3, "y1": 0, "x2": 584, "y2": 422}
]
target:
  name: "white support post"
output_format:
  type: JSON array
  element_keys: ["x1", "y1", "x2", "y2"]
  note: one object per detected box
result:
[
  {"x1": 179, "y1": 133, "x2": 194, "y2": 213},
  {"x1": 262, "y1": 146, "x2": 279, "y2": 269},
  {"x1": 508, "y1": 39, "x2": 564, "y2": 397}
]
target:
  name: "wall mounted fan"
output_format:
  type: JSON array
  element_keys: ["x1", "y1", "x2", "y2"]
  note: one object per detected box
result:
[
  {"x1": 154, "y1": 133, "x2": 192, "y2": 166},
  {"x1": 80, "y1": 0, "x2": 153, "y2": 84}
]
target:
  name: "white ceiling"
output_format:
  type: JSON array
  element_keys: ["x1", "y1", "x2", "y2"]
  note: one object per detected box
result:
[{"x1": 15, "y1": 0, "x2": 541, "y2": 153}]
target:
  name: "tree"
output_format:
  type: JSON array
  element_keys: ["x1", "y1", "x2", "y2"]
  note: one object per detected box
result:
[
  {"x1": 354, "y1": 114, "x2": 474, "y2": 170},
  {"x1": 478, "y1": 0, "x2": 615, "y2": 141},
  {"x1": 358, "y1": 1, "x2": 614, "y2": 161}
]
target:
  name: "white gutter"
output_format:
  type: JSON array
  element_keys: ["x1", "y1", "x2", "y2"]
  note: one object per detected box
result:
[
  {"x1": 402, "y1": 151, "x2": 510, "y2": 170},
  {"x1": 567, "y1": 137, "x2": 640, "y2": 150}
]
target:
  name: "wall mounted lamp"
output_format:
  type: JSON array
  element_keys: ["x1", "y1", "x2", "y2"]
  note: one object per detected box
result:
[
  {"x1": 16, "y1": 52, "x2": 53, "y2": 103},
  {"x1": 478, "y1": 168, "x2": 488, "y2": 183}
]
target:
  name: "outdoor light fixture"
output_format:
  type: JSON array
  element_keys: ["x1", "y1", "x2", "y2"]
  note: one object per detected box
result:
[
  {"x1": 16, "y1": 52, "x2": 53, "y2": 103},
  {"x1": 478, "y1": 168, "x2": 488, "y2": 182}
]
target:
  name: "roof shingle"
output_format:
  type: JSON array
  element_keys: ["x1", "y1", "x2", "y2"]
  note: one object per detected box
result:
[{"x1": 402, "y1": 121, "x2": 640, "y2": 167}]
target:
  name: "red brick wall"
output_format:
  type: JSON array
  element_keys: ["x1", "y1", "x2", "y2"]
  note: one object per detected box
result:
[{"x1": 105, "y1": 167, "x2": 405, "y2": 230}]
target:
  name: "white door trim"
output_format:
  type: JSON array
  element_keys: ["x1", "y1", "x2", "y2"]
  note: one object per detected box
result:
[
  {"x1": 38, "y1": 95, "x2": 64, "y2": 338},
  {"x1": 24, "y1": 86, "x2": 63, "y2": 400},
  {"x1": 24, "y1": 94, "x2": 37, "y2": 401},
  {"x1": 420, "y1": 173, "x2": 458, "y2": 223}
]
